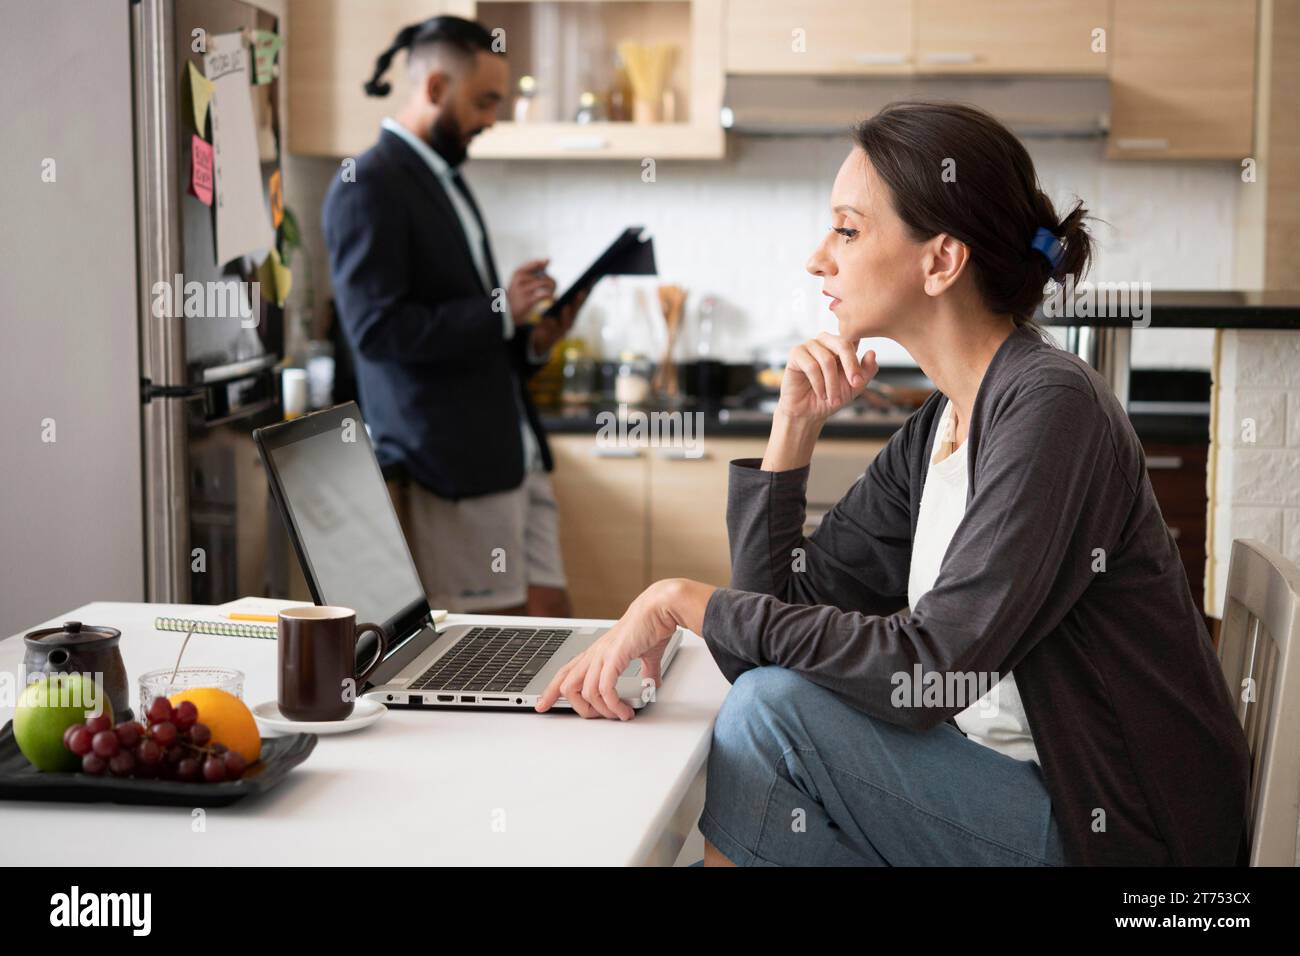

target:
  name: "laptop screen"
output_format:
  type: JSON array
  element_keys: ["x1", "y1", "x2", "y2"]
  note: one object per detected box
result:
[{"x1": 257, "y1": 405, "x2": 426, "y2": 632}]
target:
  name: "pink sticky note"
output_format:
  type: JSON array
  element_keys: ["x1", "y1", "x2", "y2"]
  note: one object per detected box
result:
[{"x1": 190, "y1": 134, "x2": 214, "y2": 206}]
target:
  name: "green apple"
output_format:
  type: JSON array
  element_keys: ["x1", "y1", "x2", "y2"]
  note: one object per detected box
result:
[{"x1": 14, "y1": 673, "x2": 113, "y2": 772}]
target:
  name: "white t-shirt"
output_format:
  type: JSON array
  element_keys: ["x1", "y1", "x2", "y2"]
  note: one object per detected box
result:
[{"x1": 907, "y1": 398, "x2": 1042, "y2": 765}]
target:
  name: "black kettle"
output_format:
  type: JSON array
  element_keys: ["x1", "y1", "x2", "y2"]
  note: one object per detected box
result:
[{"x1": 23, "y1": 621, "x2": 131, "y2": 721}]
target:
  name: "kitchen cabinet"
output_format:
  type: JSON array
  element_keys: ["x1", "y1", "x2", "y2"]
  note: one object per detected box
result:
[
  {"x1": 554, "y1": 427, "x2": 1210, "y2": 619},
  {"x1": 1107, "y1": 0, "x2": 1258, "y2": 159},
  {"x1": 802, "y1": 436, "x2": 887, "y2": 528},
  {"x1": 913, "y1": 0, "x2": 1108, "y2": 74},
  {"x1": 648, "y1": 439, "x2": 769, "y2": 583},
  {"x1": 288, "y1": 0, "x2": 724, "y2": 160},
  {"x1": 725, "y1": 0, "x2": 913, "y2": 75},
  {"x1": 550, "y1": 435, "x2": 650, "y2": 619},
  {"x1": 1143, "y1": 441, "x2": 1209, "y2": 613},
  {"x1": 551, "y1": 432, "x2": 883, "y2": 617},
  {"x1": 287, "y1": 0, "x2": 474, "y2": 157},
  {"x1": 724, "y1": 0, "x2": 1105, "y2": 76},
  {"x1": 470, "y1": 0, "x2": 724, "y2": 159}
]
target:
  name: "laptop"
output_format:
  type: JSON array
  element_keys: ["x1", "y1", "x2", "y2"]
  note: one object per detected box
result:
[{"x1": 253, "y1": 402, "x2": 683, "y2": 711}]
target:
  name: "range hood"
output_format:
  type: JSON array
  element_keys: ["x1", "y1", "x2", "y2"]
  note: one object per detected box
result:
[{"x1": 722, "y1": 75, "x2": 1111, "y2": 139}]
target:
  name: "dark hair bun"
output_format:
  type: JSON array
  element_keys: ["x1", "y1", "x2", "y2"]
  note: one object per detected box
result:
[
  {"x1": 1047, "y1": 199, "x2": 1093, "y2": 283},
  {"x1": 852, "y1": 102, "x2": 1094, "y2": 323}
]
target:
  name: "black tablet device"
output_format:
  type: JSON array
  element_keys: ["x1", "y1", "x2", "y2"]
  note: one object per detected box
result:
[{"x1": 542, "y1": 227, "x2": 657, "y2": 318}]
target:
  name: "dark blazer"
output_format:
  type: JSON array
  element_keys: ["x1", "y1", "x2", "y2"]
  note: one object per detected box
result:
[{"x1": 322, "y1": 127, "x2": 552, "y2": 500}]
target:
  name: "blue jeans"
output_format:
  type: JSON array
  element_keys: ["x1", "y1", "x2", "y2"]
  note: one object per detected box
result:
[{"x1": 697, "y1": 666, "x2": 1068, "y2": 866}]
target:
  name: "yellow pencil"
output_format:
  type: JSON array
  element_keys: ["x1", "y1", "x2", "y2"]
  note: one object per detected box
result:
[{"x1": 227, "y1": 613, "x2": 280, "y2": 623}]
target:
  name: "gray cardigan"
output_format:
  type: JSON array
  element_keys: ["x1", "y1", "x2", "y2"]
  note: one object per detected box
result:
[{"x1": 701, "y1": 324, "x2": 1250, "y2": 866}]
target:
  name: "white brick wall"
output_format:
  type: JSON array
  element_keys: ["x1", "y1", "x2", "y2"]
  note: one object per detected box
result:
[
  {"x1": 285, "y1": 133, "x2": 1240, "y2": 369},
  {"x1": 1208, "y1": 331, "x2": 1300, "y2": 616}
]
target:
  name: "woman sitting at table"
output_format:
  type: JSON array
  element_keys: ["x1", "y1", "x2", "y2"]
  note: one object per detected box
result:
[{"x1": 535, "y1": 101, "x2": 1250, "y2": 868}]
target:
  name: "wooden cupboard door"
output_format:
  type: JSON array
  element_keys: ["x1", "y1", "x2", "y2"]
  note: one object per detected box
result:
[
  {"x1": 549, "y1": 435, "x2": 649, "y2": 620},
  {"x1": 807, "y1": 438, "x2": 886, "y2": 497},
  {"x1": 914, "y1": 0, "x2": 1109, "y2": 74},
  {"x1": 805, "y1": 439, "x2": 886, "y2": 529},
  {"x1": 1108, "y1": 0, "x2": 1258, "y2": 159},
  {"x1": 648, "y1": 439, "x2": 769, "y2": 585},
  {"x1": 1142, "y1": 442, "x2": 1209, "y2": 611},
  {"x1": 553, "y1": 433, "x2": 888, "y2": 614},
  {"x1": 288, "y1": 0, "x2": 473, "y2": 157},
  {"x1": 725, "y1": 0, "x2": 913, "y2": 75},
  {"x1": 648, "y1": 436, "x2": 885, "y2": 585}
]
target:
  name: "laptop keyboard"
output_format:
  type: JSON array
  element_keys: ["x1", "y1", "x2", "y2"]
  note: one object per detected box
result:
[{"x1": 408, "y1": 627, "x2": 573, "y2": 694}]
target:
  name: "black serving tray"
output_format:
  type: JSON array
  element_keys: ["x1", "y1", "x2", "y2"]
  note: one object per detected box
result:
[{"x1": 0, "y1": 721, "x2": 316, "y2": 807}]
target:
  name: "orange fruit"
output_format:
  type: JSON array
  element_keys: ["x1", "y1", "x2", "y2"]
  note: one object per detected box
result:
[{"x1": 168, "y1": 688, "x2": 261, "y2": 764}]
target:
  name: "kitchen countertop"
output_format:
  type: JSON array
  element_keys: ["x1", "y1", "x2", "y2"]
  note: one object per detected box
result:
[
  {"x1": 540, "y1": 400, "x2": 910, "y2": 441},
  {"x1": 1034, "y1": 289, "x2": 1300, "y2": 328},
  {"x1": 539, "y1": 399, "x2": 1211, "y2": 445}
]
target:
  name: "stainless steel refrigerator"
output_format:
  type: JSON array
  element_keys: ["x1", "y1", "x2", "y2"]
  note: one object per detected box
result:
[{"x1": 132, "y1": 0, "x2": 286, "y2": 605}]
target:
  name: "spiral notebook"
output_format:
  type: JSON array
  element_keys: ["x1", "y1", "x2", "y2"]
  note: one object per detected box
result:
[
  {"x1": 153, "y1": 597, "x2": 308, "y2": 641},
  {"x1": 154, "y1": 616, "x2": 277, "y2": 640},
  {"x1": 153, "y1": 599, "x2": 449, "y2": 641}
]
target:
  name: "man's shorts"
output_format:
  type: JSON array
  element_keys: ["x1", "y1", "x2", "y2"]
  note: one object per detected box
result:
[{"x1": 386, "y1": 469, "x2": 567, "y2": 612}]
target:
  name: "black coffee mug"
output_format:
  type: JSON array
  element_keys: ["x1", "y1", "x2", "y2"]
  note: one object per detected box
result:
[{"x1": 278, "y1": 606, "x2": 387, "y2": 721}]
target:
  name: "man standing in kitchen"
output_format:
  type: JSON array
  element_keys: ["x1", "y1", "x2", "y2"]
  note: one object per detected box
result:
[{"x1": 323, "y1": 16, "x2": 581, "y2": 617}]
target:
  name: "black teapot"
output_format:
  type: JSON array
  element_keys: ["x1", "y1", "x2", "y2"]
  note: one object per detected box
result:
[{"x1": 23, "y1": 621, "x2": 131, "y2": 720}]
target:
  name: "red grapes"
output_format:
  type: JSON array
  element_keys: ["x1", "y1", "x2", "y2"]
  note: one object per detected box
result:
[{"x1": 62, "y1": 697, "x2": 253, "y2": 783}]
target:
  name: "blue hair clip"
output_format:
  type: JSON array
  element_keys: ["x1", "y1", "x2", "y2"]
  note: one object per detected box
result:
[{"x1": 1031, "y1": 227, "x2": 1065, "y2": 274}]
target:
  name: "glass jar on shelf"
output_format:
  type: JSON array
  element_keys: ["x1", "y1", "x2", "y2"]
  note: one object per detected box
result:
[
  {"x1": 560, "y1": 342, "x2": 597, "y2": 404},
  {"x1": 574, "y1": 91, "x2": 604, "y2": 124},
  {"x1": 614, "y1": 352, "x2": 652, "y2": 405},
  {"x1": 513, "y1": 74, "x2": 538, "y2": 123}
]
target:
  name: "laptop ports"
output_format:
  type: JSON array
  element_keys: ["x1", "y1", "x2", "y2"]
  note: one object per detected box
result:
[
  {"x1": 408, "y1": 695, "x2": 423, "y2": 706},
  {"x1": 460, "y1": 695, "x2": 475, "y2": 703},
  {"x1": 437, "y1": 694, "x2": 454, "y2": 703}
]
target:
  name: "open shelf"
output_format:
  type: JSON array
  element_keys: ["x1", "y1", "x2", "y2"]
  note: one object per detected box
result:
[{"x1": 469, "y1": 0, "x2": 723, "y2": 159}]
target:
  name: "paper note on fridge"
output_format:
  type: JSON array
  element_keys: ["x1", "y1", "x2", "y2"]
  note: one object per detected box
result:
[
  {"x1": 257, "y1": 247, "x2": 292, "y2": 307},
  {"x1": 189, "y1": 135, "x2": 214, "y2": 205},
  {"x1": 251, "y1": 29, "x2": 284, "y2": 85},
  {"x1": 187, "y1": 61, "x2": 213, "y2": 133},
  {"x1": 204, "y1": 31, "x2": 275, "y2": 268}
]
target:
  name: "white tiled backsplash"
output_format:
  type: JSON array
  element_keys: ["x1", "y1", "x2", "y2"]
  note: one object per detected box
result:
[
  {"x1": 285, "y1": 132, "x2": 1241, "y2": 369},
  {"x1": 1208, "y1": 330, "x2": 1300, "y2": 617}
]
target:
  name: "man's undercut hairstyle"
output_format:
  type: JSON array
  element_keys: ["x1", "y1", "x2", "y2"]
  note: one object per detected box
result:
[{"x1": 364, "y1": 16, "x2": 500, "y2": 97}]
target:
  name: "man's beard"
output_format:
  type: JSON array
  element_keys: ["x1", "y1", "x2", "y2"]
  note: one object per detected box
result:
[{"x1": 428, "y1": 110, "x2": 474, "y2": 167}]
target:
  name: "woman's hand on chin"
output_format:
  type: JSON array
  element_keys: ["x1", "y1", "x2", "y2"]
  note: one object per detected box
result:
[
  {"x1": 778, "y1": 333, "x2": 878, "y2": 423},
  {"x1": 533, "y1": 578, "x2": 715, "y2": 719}
]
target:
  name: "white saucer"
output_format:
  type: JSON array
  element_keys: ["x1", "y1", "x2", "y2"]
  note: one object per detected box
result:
[{"x1": 252, "y1": 698, "x2": 387, "y2": 735}]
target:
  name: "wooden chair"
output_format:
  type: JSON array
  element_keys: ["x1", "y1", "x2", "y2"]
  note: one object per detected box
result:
[{"x1": 1218, "y1": 538, "x2": 1300, "y2": 865}]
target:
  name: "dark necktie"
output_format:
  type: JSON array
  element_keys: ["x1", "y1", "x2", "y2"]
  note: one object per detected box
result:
[{"x1": 448, "y1": 168, "x2": 500, "y2": 293}]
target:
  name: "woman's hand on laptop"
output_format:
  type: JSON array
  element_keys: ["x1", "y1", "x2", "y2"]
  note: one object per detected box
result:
[
  {"x1": 534, "y1": 578, "x2": 715, "y2": 719},
  {"x1": 779, "y1": 333, "x2": 878, "y2": 423}
]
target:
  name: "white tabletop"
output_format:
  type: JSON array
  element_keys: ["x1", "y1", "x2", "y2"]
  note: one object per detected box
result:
[{"x1": 0, "y1": 602, "x2": 731, "y2": 866}]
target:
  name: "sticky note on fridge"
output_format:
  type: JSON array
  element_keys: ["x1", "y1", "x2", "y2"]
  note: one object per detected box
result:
[
  {"x1": 252, "y1": 30, "x2": 283, "y2": 85},
  {"x1": 257, "y1": 248, "x2": 292, "y2": 306},
  {"x1": 189, "y1": 135, "x2": 214, "y2": 206},
  {"x1": 269, "y1": 168, "x2": 284, "y2": 228},
  {"x1": 187, "y1": 61, "x2": 213, "y2": 133}
]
